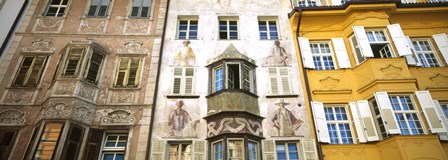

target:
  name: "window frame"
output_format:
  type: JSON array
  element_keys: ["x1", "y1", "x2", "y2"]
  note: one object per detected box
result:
[
  {"x1": 275, "y1": 141, "x2": 300, "y2": 160},
  {"x1": 212, "y1": 140, "x2": 224, "y2": 160},
  {"x1": 177, "y1": 17, "x2": 198, "y2": 40},
  {"x1": 212, "y1": 65, "x2": 224, "y2": 92},
  {"x1": 12, "y1": 55, "x2": 48, "y2": 87},
  {"x1": 227, "y1": 138, "x2": 244, "y2": 160},
  {"x1": 129, "y1": 0, "x2": 152, "y2": 18},
  {"x1": 168, "y1": 142, "x2": 192, "y2": 160},
  {"x1": 218, "y1": 17, "x2": 239, "y2": 40},
  {"x1": 411, "y1": 38, "x2": 442, "y2": 67},
  {"x1": 83, "y1": 50, "x2": 105, "y2": 85},
  {"x1": 44, "y1": 0, "x2": 70, "y2": 17},
  {"x1": 62, "y1": 47, "x2": 86, "y2": 78},
  {"x1": 268, "y1": 67, "x2": 292, "y2": 95},
  {"x1": 389, "y1": 94, "x2": 425, "y2": 135},
  {"x1": 309, "y1": 41, "x2": 336, "y2": 70},
  {"x1": 258, "y1": 17, "x2": 279, "y2": 40},
  {"x1": 114, "y1": 56, "x2": 143, "y2": 88},
  {"x1": 323, "y1": 104, "x2": 355, "y2": 144},
  {"x1": 33, "y1": 122, "x2": 65, "y2": 160},
  {"x1": 86, "y1": 0, "x2": 111, "y2": 17},
  {"x1": 350, "y1": 28, "x2": 395, "y2": 64},
  {"x1": 171, "y1": 67, "x2": 195, "y2": 95},
  {"x1": 100, "y1": 132, "x2": 129, "y2": 160},
  {"x1": 247, "y1": 140, "x2": 259, "y2": 160}
]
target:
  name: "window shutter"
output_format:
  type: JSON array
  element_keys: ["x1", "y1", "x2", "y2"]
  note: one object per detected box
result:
[
  {"x1": 261, "y1": 140, "x2": 275, "y2": 160},
  {"x1": 357, "y1": 100, "x2": 380, "y2": 141},
  {"x1": 331, "y1": 38, "x2": 351, "y2": 68},
  {"x1": 128, "y1": 58, "x2": 141, "y2": 86},
  {"x1": 311, "y1": 101, "x2": 330, "y2": 143},
  {"x1": 115, "y1": 58, "x2": 127, "y2": 86},
  {"x1": 387, "y1": 24, "x2": 412, "y2": 56},
  {"x1": 193, "y1": 141, "x2": 206, "y2": 160},
  {"x1": 433, "y1": 100, "x2": 448, "y2": 141},
  {"x1": 172, "y1": 68, "x2": 182, "y2": 94},
  {"x1": 432, "y1": 33, "x2": 448, "y2": 64},
  {"x1": 349, "y1": 102, "x2": 367, "y2": 143},
  {"x1": 331, "y1": 0, "x2": 342, "y2": 5},
  {"x1": 151, "y1": 140, "x2": 165, "y2": 160},
  {"x1": 27, "y1": 56, "x2": 47, "y2": 86},
  {"x1": 64, "y1": 48, "x2": 84, "y2": 76},
  {"x1": 268, "y1": 68, "x2": 279, "y2": 94},
  {"x1": 13, "y1": 57, "x2": 34, "y2": 86},
  {"x1": 374, "y1": 92, "x2": 401, "y2": 134},
  {"x1": 298, "y1": 37, "x2": 315, "y2": 68},
  {"x1": 353, "y1": 26, "x2": 374, "y2": 57},
  {"x1": 82, "y1": 129, "x2": 102, "y2": 160},
  {"x1": 279, "y1": 68, "x2": 291, "y2": 94},
  {"x1": 404, "y1": 36, "x2": 422, "y2": 66},
  {"x1": 302, "y1": 139, "x2": 317, "y2": 160},
  {"x1": 184, "y1": 68, "x2": 195, "y2": 94},
  {"x1": 415, "y1": 91, "x2": 447, "y2": 133}
]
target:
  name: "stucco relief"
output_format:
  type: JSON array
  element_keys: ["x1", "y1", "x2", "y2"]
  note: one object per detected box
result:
[
  {"x1": 77, "y1": 84, "x2": 96, "y2": 102},
  {"x1": 97, "y1": 88, "x2": 108, "y2": 104},
  {"x1": 265, "y1": 40, "x2": 290, "y2": 66},
  {"x1": 110, "y1": 90, "x2": 136, "y2": 104},
  {"x1": 323, "y1": 147, "x2": 367, "y2": 157},
  {"x1": 40, "y1": 103, "x2": 71, "y2": 119},
  {"x1": 429, "y1": 74, "x2": 448, "y2": 87},
  {"x1": 2, "y1": 89, "x2": 35, "y2": 104},
  {"x1": 380, "y1": 64, "x2": 403, "y2": 79},
  {"x1": 54, "y1": 81, "x2": 76, "y2": 95},
  {"x1": 123, "y1": 20, "x2": 150, "y2": 34},
  {"x1": 267, "y1": 99, "x2": 304, "y2": 137},
  {"x1": 33, "y1": 18, "x2": 64, "y2": 33},
  {"x1": 78, "y1": 19, "x2": 107, "y2": 34},
  {"x1": 72, "y1": 106, "x2": 94, "y2": 124},
  {"x1": 0, "y1": 109, "x2": 26, "y2": 126},
  {"x1": 207, "y1": 117, "x2": 263, "y2": 137},
  {"x1": 100, "y1": 110, "x2": 135, "y2": 125},
  {"x1": 21, "y1": 39, "x2": 56, "y2": 52},
  {"x1": 116, "y1": 40, "x2": 149, "y2": 55},
  {"x1": 156, "y1": 100, "x2": 202, "y2": 138},
  {"x1": 173, "y1": 40, "x2": 196, "y2": 66},
  {"x1": 320, "y1": 76, "x2": 340, "y2": 90}
]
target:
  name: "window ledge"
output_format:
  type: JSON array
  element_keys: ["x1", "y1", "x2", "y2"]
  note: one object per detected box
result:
[
  {"x1": 266, "y1": 94, "x2": 299, "y2": 98},
  {"x1": 109, "y1": 87, "x2": 141, "y2": 91},
  {"x1": 166, "y1": 95, "x2": 200, "y2": 99}
]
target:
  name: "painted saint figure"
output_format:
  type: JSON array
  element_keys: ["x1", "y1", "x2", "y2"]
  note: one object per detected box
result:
[
  {"x1": 266, "y1": 40, "x2": 289, "y2": 66},
  {"x1": 271, "y1": 99, "x2": 303, "y2": 136},
  {"x1": 174, "y1": 40, "x2": 196, "y2": 66},
  {"x1": 168, "y1": 100, "x2": 192, "y2": 135}
]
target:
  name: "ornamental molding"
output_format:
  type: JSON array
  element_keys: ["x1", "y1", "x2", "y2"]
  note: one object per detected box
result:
[
  {"x1": 21, "y1": 39, "x2": 56, "y2": 53},
  {"x1": 207, "y1": 117, "x2": 262, "y2": 137},
  {"x1": 40, "y1": 103, "x2": 71, "y2": 119},
  {"x1": 72, "y1": 106, "x2": 94, "y2": 124},
  {"x1": 100, "y1": 110, "x2": 135, "y2": 125},
  {"x1": 0, "y1": 109, "x2": 26, "y2": 126},
  {"x1": 116, "y1": 40, "x2": 148, "y2": 55}
]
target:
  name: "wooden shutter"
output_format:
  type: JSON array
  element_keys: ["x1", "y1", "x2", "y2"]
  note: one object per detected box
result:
[
  {"x1": 261, "y1": 140, "x2": 275, "y2": 160},
  {"x1": 353, "y1": 26, "x2": 374, "y2": 57},
  {"x1": 404, "y1": 36, "x2": 422, "y2": 66},
  {"x1": 193, "y1": 141, "x2": 206, "y2": 160},
  {"x1": 151, "y1": 140, "x2": 165, "y2": 160},
  {"x1": 331, "y1": 38, "x2": 351, "y2": 68},
  {"x1": 302, "y1": 139, "x2": 317, "y2": 160},
  {"x1": 298, "y1": 37, "x2": 315, "y2": 68},
  {"x1": 61, "y1": 125, "x2": 84, "y2": 160},
  {"x1": 415, "y1": 91, "x2": 447, "y2": 133},
  {"x1": 433, "y1": 33, "x2": 448, "y2": 64},
  {"x1": 82, "y1": 129, "x2": 102, "y2": 160},
  {"x1": 115, "y1": 58, "x2": 127, "y2": 87},
  {"x1": 349, "y1": 102, "x2": 367, "y2": 143},
  {"x1": 268, "y1": 68, "x2": 279, "y2": 94},
  {"x1": 387, "y1": 24, "x2": 412, "y2": 56},
  {"x1": 374, "y1": 92, "x2": 401, "y2": 134},
  {"x1": 64, "y1": 48, "x2": 84, "y2": 76},
  {"x1": 128, "y1": 58, "x2": 141, "y2": 86},
  {"x1": 85, "y1": 52, "x2": 104, "y2": 84},
  {"x1": 184, "y1": 68, "x2": 195, "y2": 94},
  {"x1": 27, "y1": 56, "x2": 47, "y2": 86},
  {"x1": 433, "y1": 101, "x2": 448, "y2": 140},
  {"x1": 172, "y1": 68, "x2": 182, "y2": 94},
  {"x1": 331, "y1": 0, "x2": 342, "y2": 5},
  {"x1": 0, "y1": 131, "x2": 17, "y2": 160},
  {"x1": 311, "y1": 101, "x2": 330, "y2": 143},
  {"x1": 13, "y1": 57, "x2": 34, "y2": 86},
  {"x1": 357, "y1": 100, "x2": 379, "y2": 141},
  {"x1": 280, "y1": 67, "x2": 291, "y2": 94}
]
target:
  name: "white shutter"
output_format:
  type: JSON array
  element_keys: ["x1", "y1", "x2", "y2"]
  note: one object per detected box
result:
[
  {"x1": 331, "y1": 38, "x2": 351, "y2": 68},
  {"x1": 184, "y1": 68, "x2": 195, "y2": 94},
  {"x1": 302, "y1": 139, "x2": 317, "y2": 160},
  {"x1": 150, "y1": 140, "x2": 165, "y2": 160},
  {"x1": 349, "y1": 102, "x2": 367, "y2": 143},
  {"x1": 404, "y1": 36, "x2": 422, "y2": 66},
  {"x1": 387, "y1": 24, "x2": 412, "y2": 56},
  {"x1": 280, "y1": 67, "x2": 291, "y2": 94},
  {"x1": 193, "y1": 140, "x2": 206, "y2": 160},
  {"x1": 298, "y1": 37, "x2": 315, "y2": 68},
  {"x1": 434, "y1": 100, "x2": 448, "y2": 140},
  {"x1": 374, "y1": 92, "x2": 401, "y2": 134},
  {"x1": 172, "y1": 68, "x2": 183, "y2": 94},
  {"x1": 415, "y1": 91, "x2": 447, "y2": 133},
  {"x1": 311, "y1": 101, "x2": 330, "y2": 143},
  {"x1": 353, "y1": 26, "x2": 374, "y2": 57},
  {"x1": 262, "y1": 140, "x2": 275, "y2": 160},
  {"x1": 268, "y1": 68, "x2": 279, "y2": 94},
  {"x1": 357, "y1": 100, "x2": 380, "y2": 141},
  {"x1": 432, "y1": 33, "x2": 448, "y2": 64},
  {"x1": 331, "y1": 0, "x2": 342, "y2": 5}
]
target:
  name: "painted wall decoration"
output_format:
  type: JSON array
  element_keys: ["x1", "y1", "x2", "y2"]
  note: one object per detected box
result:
[
  {"x1": 265, "y1": 40, "x2": 290, "y2": 66},
  {"x1": 174, "y1": 40, "x2": 196, "y2": 66},
  {"x1": 158, "y1": 100, "x2": 201, "y2": 138},
  {"x1": 269, "y1": 99, "x2": 304, "y2": 136}
]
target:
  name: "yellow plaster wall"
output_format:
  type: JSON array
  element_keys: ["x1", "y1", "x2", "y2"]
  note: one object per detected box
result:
[{"x1": 322, "y1": 144, "x2": 380, "y2": 160}]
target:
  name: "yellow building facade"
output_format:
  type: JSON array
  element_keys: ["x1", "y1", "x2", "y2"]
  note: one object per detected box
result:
[{"x1": 289, "y1": 0, "x2": 448, "y2": 160}]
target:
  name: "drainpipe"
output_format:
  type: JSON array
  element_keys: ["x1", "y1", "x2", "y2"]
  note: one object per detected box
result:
[
  {"x1": 146, "y1": 0, "x2": 170, "y2": 159},
  {"x1": 294, "y1": 8, "x2": 324, "y2": 160}
]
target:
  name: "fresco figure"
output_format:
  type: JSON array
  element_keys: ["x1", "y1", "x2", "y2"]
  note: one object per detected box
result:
[
  {"x1": 266, "y1": 40, "x2": 289, "y2": 66},
  {"x1": 174, "y1": 40, "x2": 196, "y2": 66},
  {"x1": 167, "y1": 100, "x2": 199, "y2": 137},
  {"x1": 271, "y1": 99, "x2": 303, "y2": 136}
]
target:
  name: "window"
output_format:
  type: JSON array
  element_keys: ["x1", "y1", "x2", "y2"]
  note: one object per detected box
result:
[
  {"x1": 45, "y1": 0, "x2": 69, "y2": 17},
  {"x1": 248, "y1": 141, "x2": 259, "y2": 160},
  {"x1": 177, "y1": 19, "x2": 198, "y2": 39},
  {"x1": 114, "y1": 57, "x2": 142, "y2": 87},
  {"x1": 213, "y1": 66, "x2": 224, "y2": 92},
  {"x1": 228, "y1": 139, "x2": 243, "y2": 160},
  {"x1": 212, "y1": 63, "x2": 255, "y2": 93},
  {"x1": 63, "y1": 48, "x2": 85, "y2": 77},
  {"x1": 389, "y1": 95, "x2": 424, "y2": 135},
  {"x1": 298, "y1": 0, "x2": 321, "y2": 7},
  {"x1": 61, "y1": 125, "x2": 85, "y2": 160},
  {"x1": 350, "y1": 28, "x2": 395, "y2": 64},
  {"x1": 310, "y1": 42, "x2": 335, "y2": 70},
  {"x1": 172, "y1": 67, "x2": 195, "y2": 95},
  {"x1": 369, "y1": 99, "x2": 389, "y2": 139},
  {"x1": 101, "y1": 133, "x2": 128, "y2": 160},
  {"x1": 268, "y1": 67, "x2": 291, "y2": 95},
  {"x1": 276, "y1": 142, "x2": 299, "y2": 160},
  {"x1": 84, "y1": 51, "x2": 105, "y2": 84},
  {"x1": 12, "y1": 55, "x2": 48, "y2": 87},
  {"x1": 441, "y1": 103, "x2": 448, "y2": 118},
  {"x1": 219, "y1": 18, "x2": 238, "y2": 39},
  {"x1": 130, "y1": 0, "x2": 151, "y2": 18},
  {"x1": 0, "y1": 130, "x2": 18, "y2": 160},
  {"x1": 258, "y1": 18, "x2": 278, "y2": 40},
  {"x1": 411, "y1": 39, "x2": 441, "y2": 67},
  {"x1": 168, "y1": 143, "x2": 192, "y2": 160},
  {"x1": 87, "y1": 0, "x2": 110, "y2": 17},
  {"x1": 33, "y1": 123, "x2": 64, "y2": 160},
  {"x1": 212, "y1": 141, "x2": 223, "y2": 160},
  {"x1": 324, "y1": 105, "x2": 354, "y2": 144}
]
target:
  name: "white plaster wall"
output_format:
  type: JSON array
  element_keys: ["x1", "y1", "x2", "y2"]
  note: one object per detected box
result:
[
  {"x1": 153, "y1": 0, "x2": 311, "y2": 141},
  {"x1": 0, "y1": 0, "x2": 26, "y2": 55}
]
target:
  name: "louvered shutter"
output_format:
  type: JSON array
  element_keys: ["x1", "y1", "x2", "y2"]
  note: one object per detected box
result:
[
  {"x1": 311, "y1": 101, "x2": 330, "y2": 143},
  {"x1": 433, "y1": 33, "x2": 448, "y2": 64},
  {"x1": 349, "y1": 102, "x2": 367, "y2": 143},
  {"x1": 298, "y1": 37, "x2": 315, "y2": 68},
  {"x1": 82, "y1": 129, "x2": 103, "y2": 160},
  {"x1": 280, "y1": 67, "x2": 291, "y2": 94},
  {"x1": 27, "y1": 56, "x2": 47, "y2": 86},
  {"x1": 331, "y1": 38, "x2": 351, "y2": 68},
  {"x1": 262, "y1": 140, "x2": 275, "y2": 160},
  {"x1": 13, "y1": 57, "x2": 34, "y2": 86},
  {"x1": 193, "y1": 141, "x2": 206, "y2": 160},
  {"x1": 128, "y1": 58, "x2": 141, "y2": 86},
  {"x1": 184, "y1": 68, "x2": 195, "y2": 94},
  {"x1": 353, "y1": 26, "x2": 374, "y2": 57},
  {"x1": 64, "y1": 48, "x2": 84, "y2": 76},
  {"x1": 302, "y1": 139, "x2": 317, "y2": 160},
  {"x1": 331, "y1": 0, "x2": 342, "y2": 5},
  {"x1": 357, "y1": 100, "x2": 379, "y2": 141},
  {"x1": 433, "y1": 101, "x2": 448, "y2": 140},
  {"x1": 387, "y1": 24, "x2": 412, "y2": 56},
  {"x1": 172, "y1": 68, "x2": 182, "y2": 94},
  {"x1": 268, "y1": 68, "x2": 279, "y2": 94},
  {"x1": 374, "y1": 92, "x2": 401, "y2": 134},
  {"x1": 115, "y1": 58, "x2": 127, "y2": 86},
  {"x1": 404, "y1": 36, "x2": 422, "y2": 66},
  {"x1": 415, "y1": 91, "x2": 447, "y2": 133},
  {"x1": 151, "y1": 140, "x2": 165, "y2": 160}
]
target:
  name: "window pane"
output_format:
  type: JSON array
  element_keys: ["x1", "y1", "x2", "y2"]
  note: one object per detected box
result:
[{"x1": 276, "y1": 144, "x2": 286, "y2": 160}]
